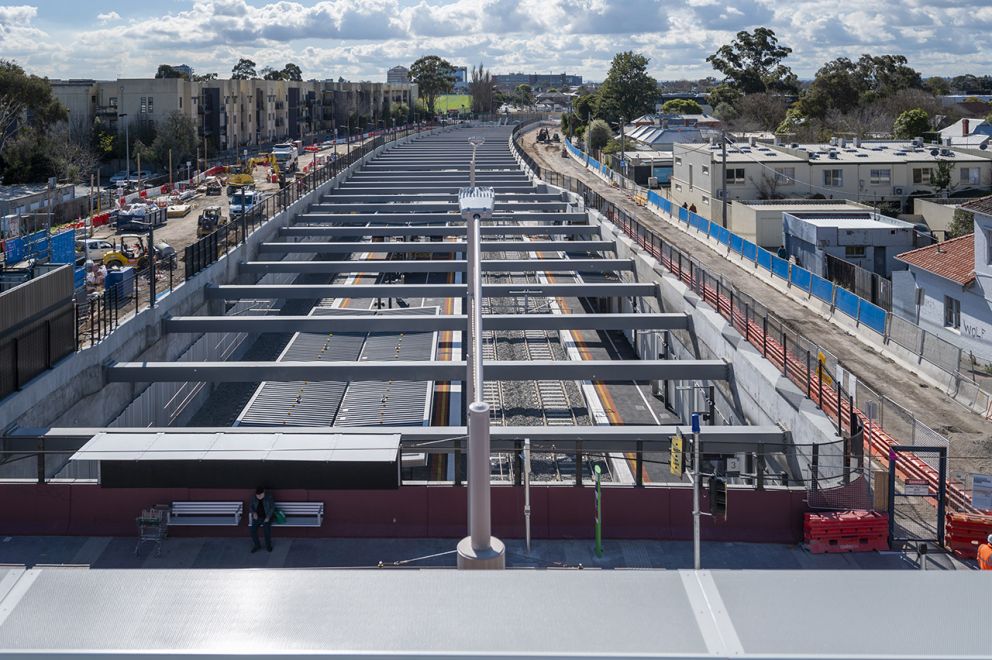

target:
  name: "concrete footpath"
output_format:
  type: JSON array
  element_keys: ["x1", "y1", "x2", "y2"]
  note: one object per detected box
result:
[
  {"x1": 521, "y1": 128, "x2": 991, "y2": 476},
  {"x1": 0, "y1": 535, "x2": 972, "y2": 570}
]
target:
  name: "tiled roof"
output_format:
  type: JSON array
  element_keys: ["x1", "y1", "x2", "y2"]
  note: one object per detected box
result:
[
  {"x1": 895, "y1": 234, "x2": 975, "y2": 285},
  {"x1": 961, "y1": 194, "x2": 992, "y2": 216}
]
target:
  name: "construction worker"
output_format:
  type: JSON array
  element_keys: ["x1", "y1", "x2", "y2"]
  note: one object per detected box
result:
[{"x1": 978, "y1": 534, "x2": 992, "y2": 570}]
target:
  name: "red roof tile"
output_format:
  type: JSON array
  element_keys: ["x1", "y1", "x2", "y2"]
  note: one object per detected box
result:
[{"x1": 895, "y1": 234, "x2": 975, "y2": 285}]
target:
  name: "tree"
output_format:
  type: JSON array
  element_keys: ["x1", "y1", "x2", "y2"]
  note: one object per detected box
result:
[
  {"x1": 707, "y1": 84, "x2": 741, "y2": 111},
  {"x1": 586, "y1": 119, "x2": 611, "y2": 153},
  {"x1": 856, "y1": 54, "x2": 922, "y2": 102},
  {"x1": 47, "y1": 124, "x2": 98, "y2": 183},
  {"x1": 924, "y1": 76, "x2": 950, "y2": 96},
  {"x1": 798, "y1": 54, "x2": 924, "y2": 120},
  {"x1": 155, "y1": 64, "x2": 185, "y2": 79},
  {"x1": 193, "y1": 72, "x2": 218, "y2": 82},
  {"x1": 150, "y1": 111, "x2": 198, "y2": 167},
  {"x1": 282, "y1": 63, "x2": 303, "y2": 82},
  {"x1": 513, "y1": 83, "x2": 534, "y2": 107},
  {"x1": 602, "y1": 136, "x2": 635, "y2": 155},
  {"x1": 573, "y1": 94, "x2": 596, "y2": 122},
  {"x1": 736, "y1": 93, "x2": 788, "y2": 131},
  {"x1": 0, "y1": 59, "x2": 66, "y2": 156},
  {"x1": 892, "y1": 108, "x2": 929, "y2": 138},
  {"x1": 260, "y1": 66, "x2": 283, "y2": 81},
  {"x1": 930, "y1": 158, "x2": 955, "y2": 195},
  {"x1": 706, "y1": 28, "x2": 797, "y2": 95},
  {"x1": 468, "y1": 63, "x2": 496, "y2": 114},
  {"x1": 231, "y1": 58, "x2": 257, "y2": 80},
  {"x1": 409, "y1": 55, "x2": 455, "y2": 117},
  {"x1": 661, "y1": 98, "x2": 702, "y2": 114},
  {"x1": 947, "y1": 208, "x2": 975, "y2": 238},
  {"x1": 595, "y1": 51, "x2": 658, "y2": 125},
  {"x1": 391, "y1": 102, "x2": 410, "y2": 125}
]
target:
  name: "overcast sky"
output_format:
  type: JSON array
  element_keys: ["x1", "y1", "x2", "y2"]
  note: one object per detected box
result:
[{"x1": 2, "y1": 0, "x2": 989, "y2": 83}]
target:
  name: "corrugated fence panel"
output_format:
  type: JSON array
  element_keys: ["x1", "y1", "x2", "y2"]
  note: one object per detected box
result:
[
  {"x1": 857, "y1": 300, "x2": 887, "y2": 335},
  {"x1": 790, "y1": 266, "x2": 812, "y2": 292},
  {"x1": 810, "y1": 274, "x2": 834, "y2": 303},
  {"x1": 0, "y1": 266, "x2": 73, "y2": 337},
  {"x1": 835, "y1": 287, "x2": 859, "y2": 319}
]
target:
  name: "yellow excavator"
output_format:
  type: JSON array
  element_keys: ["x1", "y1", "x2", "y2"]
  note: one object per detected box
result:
[{"x1": 227, "y1": 153, "x2": 280, "y2": 191}]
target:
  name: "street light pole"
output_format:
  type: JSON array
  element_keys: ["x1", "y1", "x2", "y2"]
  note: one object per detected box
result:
[
  {"x1": 119, "y1": 113, "x2": 130, "y2": 184},
  {"x1": 691, "y1": 412, "x2": 702, "y2": 570},
  {"x1": 721, "y1": 129, "x2": 728, "y2": 228}
]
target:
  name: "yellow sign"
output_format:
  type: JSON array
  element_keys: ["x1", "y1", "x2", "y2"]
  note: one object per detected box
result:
[
  {"x1": 816, "y1": 351, "x2": 834, "y2": 387},
  {"x1": 670, "y1": 435, "x2": 684, "y2": 477}
]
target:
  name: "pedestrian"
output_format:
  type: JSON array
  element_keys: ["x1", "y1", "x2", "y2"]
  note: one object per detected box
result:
[
  {"x1": 688, "y1": 204, "x2": 697, "y2": 213},
  {"x1": 249, "y1": 486, "x2": 275, "y2": 553},
  {"x1": 978, "y1": 534, "x2": 992, "y2": 570}
]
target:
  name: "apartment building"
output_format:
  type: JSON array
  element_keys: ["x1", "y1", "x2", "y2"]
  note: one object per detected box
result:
[
  {"x1": 671, "y1": 138, "x2": 992, "y2": 227},
  {"x1": 386, "y1": 66, "x2": 409, "y2": 84},
  {"x1": 52, "y1": 78, "x2": 418, "y2": 153},
  {"x1": 492, "y1": 72, "x2": 582, "y2": 92}
]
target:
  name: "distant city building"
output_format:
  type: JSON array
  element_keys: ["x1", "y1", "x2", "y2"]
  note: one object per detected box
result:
[
  {"x1": 50, "y1": 77, "x2": 418, "y2": 152},
  {"x1": 452, "y1": 66, "x2": 468, "y2": 92},
  {"x1": 492, "y1": 73, "x2": 582, "y2": 92},
  {"x1": 893, "y1": 195, "x2": 992, "y2": 362},
  {"x1": 171, "y1": 64, "x2": 194, "y2": 79},
  {"x1": 386, "y1": 66, "x2": 409, "y2": 84}
]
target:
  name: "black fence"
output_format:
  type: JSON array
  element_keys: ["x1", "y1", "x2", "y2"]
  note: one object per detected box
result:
[
  {"x1": 824, "y1": 253, "x2": 893, "y2": 311},
  {"x1": 184, "y1": 125, "x2": 431, "y2": 281}
]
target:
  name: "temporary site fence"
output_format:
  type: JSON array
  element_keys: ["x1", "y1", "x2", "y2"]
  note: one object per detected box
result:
[{"x1": 511, "y1": 121, "x2": 984, "y2": 515}]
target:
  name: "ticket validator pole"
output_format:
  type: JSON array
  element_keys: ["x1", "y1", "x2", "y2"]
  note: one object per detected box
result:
[{"x1": 457, "y1": 136, "x2": 505, "y2": 569}]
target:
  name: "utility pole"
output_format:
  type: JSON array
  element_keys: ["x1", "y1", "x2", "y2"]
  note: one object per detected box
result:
[
  {"x1": 691, "y1": 411, "x2": 702, "y2": 570},
  {"x1": 119, "y1": 112, "x2": 130, "y2": 185},
  {"x1": 524, "y1": 437, "x2": 532, "y2": 554},
  {"x1": 721, "y1": 129, "x2": 728, "y2": 228},
  {"x1": 619, "y1": 117, "x2": 625, "y2": 178}
]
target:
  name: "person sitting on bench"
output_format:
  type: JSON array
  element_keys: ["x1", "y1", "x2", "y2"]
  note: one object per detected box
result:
[{"x1": 250, "y1": 486, "x2": 275, "y2": 553}]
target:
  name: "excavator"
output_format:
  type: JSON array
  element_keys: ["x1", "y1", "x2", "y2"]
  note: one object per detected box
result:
[{"x1": 226, "y1": 153, "x2": 281, "y2": 193}]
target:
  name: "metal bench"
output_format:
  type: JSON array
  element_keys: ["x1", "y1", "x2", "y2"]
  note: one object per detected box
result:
[
  {"x1": 168, "y1": 501, "x2": 243, "y2": 526},
  {"x1": 274, "y1": 502, "x2": 324, "y2": 527}
]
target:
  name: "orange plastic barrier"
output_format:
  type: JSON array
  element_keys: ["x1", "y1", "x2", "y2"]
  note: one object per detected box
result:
[
  {"x1": 946, "y1": 512, "x2": 992, "y2": 559},
  {"x1": 803, "y1": 510, "x2": 889, "y2": 553}
]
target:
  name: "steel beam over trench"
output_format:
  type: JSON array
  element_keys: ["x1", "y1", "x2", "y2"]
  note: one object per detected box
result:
[{"x1": 205, "y1": 282, "x2": 657, "y2": 299}]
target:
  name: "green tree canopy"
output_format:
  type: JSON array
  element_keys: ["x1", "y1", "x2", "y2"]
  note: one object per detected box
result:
[
  {"x1": 150, "y1": 111, "x2": 198, "y2": 167},
  {"x1": 892, "y1": 107, "x2": 929, "y2": 138},
  {"x1": 155, "y1": 64, "x2": 185, "y2": 79},
  {"x1": 513, "y1": 83, "x2": 534, "y2": 107},
  {"x1": 193, "y1": 72, "x2": 218, "y2": 82},
  {"x1": 231, "y1": 58, "x2": 258, "y2": 80},
  {"x1": 282, "y1": 63, "x2": 303, "y2": 81},
  {"x1": 573, "y1": 94, "x2": 595, "y2": 122},
  {"x1": 706, "y1": 28, "x2": 797, "y2": 95},
  {"x1": 469, "y1": 63, "x2": 496, "y2": 114},
  {"x1": 260, "y1": 66, "x2": 282, "y2": 81},
  {"x1": 660, "y1": 98, "x2": 703, "y2": 114},
  {"x1": 586, "y1": 118, "x2": 612, "y2": 153},
  {"x1": 594, "y1": 51, "x2": 658, "y2": 125},
  {"x1": 0, "y1": 59, "x2": 66, "y2": 156},
  {"x1": 409, "y1": 55, "x2": 455, "y2": 117}
]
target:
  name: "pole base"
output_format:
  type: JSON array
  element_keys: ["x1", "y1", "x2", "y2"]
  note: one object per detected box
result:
[{"x1": 456, "y1": 536, "x2": 506, "y2": 570}]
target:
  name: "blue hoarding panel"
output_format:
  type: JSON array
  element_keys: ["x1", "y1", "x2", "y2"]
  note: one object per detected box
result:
[
  {"x1": 810, "y1": 275, "x2": 833, "y2": 302},
  {"x1": 756, "y1": 248, "x2": 772, "y2": 271},
  {"x1": 4, "y1": 236, "x2": 25, "y2": 264},
  {"x1": 835, "y1": 288, "x2": 859, "y2": 318},
  {"x1": 678, "y1": 207, "x2": 689, "y2": 223},
  {"x1": 730, "y1": 233, "x2": 743, "y2": 253},
  {"x1": 709, "y1": 222, "x2": 720, "y2": 239},
  {"x1": 741, "y1": 240, "x2": 757, "y2": 262},
  {"x1": 858, "y1": 300, "x2": 887, "y2": 334},
  {"x1": 73, "y1": 266, "x2": 85, "y2": 290},
  {"x1": 790, "y1": 266, "x2": 812, "y2": 292},
  {"x1": 770, "y1": 256, "x2": 790, "y2": 280},
  {"x1": 50, "y1": 229, "x2": 76, "y2": 264}
]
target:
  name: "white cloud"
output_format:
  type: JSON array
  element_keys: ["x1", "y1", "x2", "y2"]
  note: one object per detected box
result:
[{"x1": 4, "y1": 0, "x2": 992, "y2": 82}]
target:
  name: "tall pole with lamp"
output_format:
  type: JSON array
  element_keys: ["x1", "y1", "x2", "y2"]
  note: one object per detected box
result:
[{"x1": 456, "y1": 136, "x2": 505, "y2": 569}]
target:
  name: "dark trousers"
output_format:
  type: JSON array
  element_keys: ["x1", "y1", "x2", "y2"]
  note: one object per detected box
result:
[{"x1": 250, "y1": 520, "x2": 272, "y2": 548}]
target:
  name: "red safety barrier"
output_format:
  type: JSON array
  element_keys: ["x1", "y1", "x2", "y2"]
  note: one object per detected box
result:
[
  {"x1": 945, "y1": 512, "x2": 992, "y2": 559},
  {"x1": 804, "y1": 510, "x2": 888, "y2": 553}
]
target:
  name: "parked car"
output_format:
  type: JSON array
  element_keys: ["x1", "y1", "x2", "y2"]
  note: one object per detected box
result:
[
  {"x1": 109, "y1": 171, "x2": 130, "y2": 186},
  {"x1": 127, "y1": 170, "x2": 154, "y2": 184}
]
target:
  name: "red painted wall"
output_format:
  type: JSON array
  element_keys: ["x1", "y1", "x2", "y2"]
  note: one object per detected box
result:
[{"x1": 0, "y1": 484, "x2": 808, "y2": 543}]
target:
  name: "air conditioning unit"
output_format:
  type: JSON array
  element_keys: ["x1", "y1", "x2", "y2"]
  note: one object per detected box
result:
[
  {"x1": 893, "y1": 187, "x2": 905, "y2": 195},
  {"x1": 648, "y1": 177, "x2": 658, "y2": 188}
]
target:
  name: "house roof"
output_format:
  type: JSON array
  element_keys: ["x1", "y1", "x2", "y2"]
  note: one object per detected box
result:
[
  {"x1": 895, "y1": 234, "x2": 975, "y2": 285},
  {"x1": 961, "y1": 194, "x2": 992, "y2": 216}
]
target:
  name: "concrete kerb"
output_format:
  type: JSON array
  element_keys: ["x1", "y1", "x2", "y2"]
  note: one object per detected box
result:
[{"x1": 0, "y1": 130, "x2": 433, "y2": 432}]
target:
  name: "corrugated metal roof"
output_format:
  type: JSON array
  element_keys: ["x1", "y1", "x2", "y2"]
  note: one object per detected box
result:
[
  {"x1": 335, "y1": 307, "x2": 437, "y2": 427},
  {"x1": 70, "y1": 432, "x2": 401, "y2": 462},
  {"x1": 237, "y1": 308, "x2": 366, "y2": 427}
]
